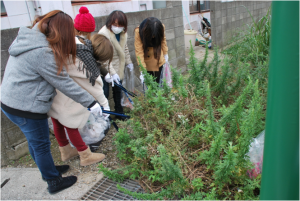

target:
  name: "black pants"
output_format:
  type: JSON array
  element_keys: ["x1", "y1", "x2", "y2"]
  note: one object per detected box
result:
[
  {"x1": 147, "y1": 65, "x2": 163, "y2": 84},
  {"x1": 102, "y1": 77, "x2": 123, "y2": 114}
]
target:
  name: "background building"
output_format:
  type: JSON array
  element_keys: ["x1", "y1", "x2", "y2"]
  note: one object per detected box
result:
[{"x1": 1, "y1": 0, "x2": 167, "y2": 30}]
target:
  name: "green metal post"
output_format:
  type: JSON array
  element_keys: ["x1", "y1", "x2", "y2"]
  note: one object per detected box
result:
[{"x1": 260, "y1": 1, "x2": 299, "y2": 200}]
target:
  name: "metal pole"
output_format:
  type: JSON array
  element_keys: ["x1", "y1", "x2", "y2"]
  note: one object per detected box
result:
[
  {"x1": 260, "y1": 1, "x2": 299, "y2": 200},
  {"x1": 182, "y1": 5, "x2": 193, "y2": 30}
]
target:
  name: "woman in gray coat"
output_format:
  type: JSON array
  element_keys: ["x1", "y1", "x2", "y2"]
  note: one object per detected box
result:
[{"x1": 1, "y1": 10, "x2": 102, "y2": 194}]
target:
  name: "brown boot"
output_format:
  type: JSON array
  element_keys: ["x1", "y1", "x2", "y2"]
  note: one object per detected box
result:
[
  {"x1": 59, "y1": 144, "x2": 79, "y2": 161},
  {"x1": 78, "y1": 147, "x2": 105, "y2": 166}
]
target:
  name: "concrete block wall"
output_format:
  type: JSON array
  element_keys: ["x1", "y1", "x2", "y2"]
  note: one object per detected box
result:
[
  {"x1": 1, "y1": 28, "x2": 19, "y2": 80},
  {"x1": 1, "y1": 28, "x2": 28, "y2": 166},
  {"x1": 1, "y1": 1, "x2": 186, "y2": 165},
  {"x1": 1, "y1": 110, "x2": 30, "y2": 166},
  {"x1": 210, "y1": 1, "x2": 272, "y2": 48}
]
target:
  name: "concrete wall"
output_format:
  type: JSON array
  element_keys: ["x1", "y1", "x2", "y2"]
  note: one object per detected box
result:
[
  {"x1": 1, "y1": 111, "x2": 30, "y2": 166},
  {"x1": 210, "y1": 1, "x2": 272, "y2": 48},
  {"x1": 1, "y1": 28, "x2": 19, "y2": 80},
  {"x1": 1, "y1": 28, "x2": 27, "y2": 166},
  {"x1": 0, "y1": 1, "x2": 186, "y2": 165}
]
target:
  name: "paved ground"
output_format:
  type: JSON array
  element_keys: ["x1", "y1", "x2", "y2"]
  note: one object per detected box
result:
[
  {"x1": 0, "y1": 44, "x2": 218, "y2": 200},
  {"x1": 1, "y1": 168, "x2": 104, "y2": 200}
]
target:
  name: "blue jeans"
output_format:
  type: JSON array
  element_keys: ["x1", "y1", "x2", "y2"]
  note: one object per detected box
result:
[
  {"x1": 2, "y1": 109, "x2": 60, "y2": 180},
  {"x1": 102, "y1": 77, "x2": 123, "y2": 113}
]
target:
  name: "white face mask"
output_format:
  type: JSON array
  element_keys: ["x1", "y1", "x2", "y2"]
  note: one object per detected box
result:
[
  {"x1": 80, "y1": 35, "x2": 86, "y2": 39},
  {"x1": 111, "y1": 25, "x2": 124, "y2": 34}
]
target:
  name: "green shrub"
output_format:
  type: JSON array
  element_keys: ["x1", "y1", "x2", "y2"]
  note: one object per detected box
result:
[{"x1": 99, "y1": 23, "x2": 269, "y2": 198}]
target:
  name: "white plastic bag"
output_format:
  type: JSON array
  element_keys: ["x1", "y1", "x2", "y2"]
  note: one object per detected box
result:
[
  {"x1": 48, "y1": 117, "x2": 54, "y2": 133},
  {"x1": 246, "y1": 130, "x2": 265, "y2": 178},
  {"x1": 159, "y1": 61, "x2": 173, "y2": 88},
  {"x1": 79, "y1": 112, "x2": 110, "y2": 145},
  {"x1": 121, "y1": 66, "x2": 135, "y2": 109},
  {"x1": 65, "y1": 112, "x2": 110, "y2": 146}
]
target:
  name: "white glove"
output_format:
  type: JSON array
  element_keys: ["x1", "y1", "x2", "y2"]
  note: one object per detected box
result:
[
  {"x1": 102, "y1": 105, "x2": 110, "y2": 120},
  {"x1": 139, "y1": 72, "x2": 144, "y2": 83},
  {"x1": 112, "y1": 73, "x2": 120, "y2": 84},
  {"x1": 89, "y1": 103, "x2": 102, "y2": 116},
  {"x1": 104, "y1": 73, "x2": 113, "y2": 83},
  {"x1": 126, "y1": 63, "x2": 134, "y2": 72},
  {"x1": 164, "y1": 54, "x2": 169, "y2": 62}
]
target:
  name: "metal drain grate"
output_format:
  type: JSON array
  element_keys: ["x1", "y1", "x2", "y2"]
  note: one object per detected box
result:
[{"x1": 81, "y1": 177, "x2": 144, "y2": 200}]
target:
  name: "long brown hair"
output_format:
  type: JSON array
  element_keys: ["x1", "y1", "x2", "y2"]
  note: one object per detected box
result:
[
  {"x1": 32, "y1": 10, "x2": 76, "y2": 74},
  {"x1": 139, "y1": 17, "x2": 164, "y2": 65}
]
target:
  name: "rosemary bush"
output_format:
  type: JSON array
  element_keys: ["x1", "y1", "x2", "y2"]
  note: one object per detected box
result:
[{"x1": 98, "y1": 38, "x2": 269, "y2": 199}]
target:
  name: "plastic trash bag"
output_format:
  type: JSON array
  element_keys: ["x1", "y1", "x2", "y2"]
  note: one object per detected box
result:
[
  {"x1": 159, "y1": 61, "x2": 173, "y2": 88},
  {"x1": 246, "y1": 130, "x2": 265, "y2": 179},
  {"x1": 65, "y1": 112, "x2": 110, "y2": 149},
  {"x1": 121, "y1": 66, "x2": 135, "y2": 109}
]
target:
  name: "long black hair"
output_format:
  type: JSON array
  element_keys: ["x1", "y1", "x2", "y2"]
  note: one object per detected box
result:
[{"x1": 139, "y1": 17, "x2": 164, "y2": 64}]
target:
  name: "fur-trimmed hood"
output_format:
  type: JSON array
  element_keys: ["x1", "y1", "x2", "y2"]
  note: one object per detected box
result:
[{"x1": 98, "y1": 25, "x2": 132, "y2": 80}]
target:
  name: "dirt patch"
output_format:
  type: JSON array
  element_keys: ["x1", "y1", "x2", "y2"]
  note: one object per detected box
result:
[{"x1": 2, "y1": 124, "x2": 120, "y2": 176}]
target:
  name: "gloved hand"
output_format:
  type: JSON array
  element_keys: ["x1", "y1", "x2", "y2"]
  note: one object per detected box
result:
[
  {"x1": 102, "y1": 106, "x2": 110, "y2": 120},
  {"x1": 104, "y1": 73, "x2": 113, "y2": 83},
  {"x1": 126, "y1": 63, "x2": 134, "y2": 72},
  {"x1": 139, "y1": 72, "x2": 144, "y2": 83},
  {"x1": 89, "y1": 102, "x2": 102, "y2": 116},
  {"x1": 164, "y1": 54, "x2": 169, "y2": 62},
  {"x1": 112, "y1": 73, "x2": 120, "y2": 84}
]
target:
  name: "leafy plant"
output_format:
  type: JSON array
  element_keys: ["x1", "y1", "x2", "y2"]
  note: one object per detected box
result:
[
  {"x1": 213, "y1": 142, "x2": 238, "y2": 188},
  {"x1": 99, "y1": 23, "x2": 270, "y2": 199},
  {"x1": 191, "y1": 178, "x2": 204, "y2": 191}
]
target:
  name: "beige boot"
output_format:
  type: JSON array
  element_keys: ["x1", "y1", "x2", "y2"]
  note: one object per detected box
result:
[
  {"x1": 78, "y1": 147, "x2": 105, "y2": 166},
  {"x1": 59, "y1": 144, "x2": 79, "y2": 161}
]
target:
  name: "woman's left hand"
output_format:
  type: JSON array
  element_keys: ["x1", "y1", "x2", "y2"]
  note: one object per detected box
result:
[{"x1": 164, "y1": 54, "x2": 169, "y2": 62}]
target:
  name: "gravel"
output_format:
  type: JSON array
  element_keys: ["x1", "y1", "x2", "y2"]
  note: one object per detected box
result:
[{"x1": 2, "y1": 125, "x2": 121, "y2": 177}]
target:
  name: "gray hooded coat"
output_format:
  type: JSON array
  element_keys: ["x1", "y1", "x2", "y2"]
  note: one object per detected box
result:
[{"x1": 1, "y1": 25, "x2": 95, "y2": 117}]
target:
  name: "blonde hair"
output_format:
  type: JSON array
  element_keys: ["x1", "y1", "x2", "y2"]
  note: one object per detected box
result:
[{"x1": 91, "y1": 34, "x2": 113, "y2": 64}]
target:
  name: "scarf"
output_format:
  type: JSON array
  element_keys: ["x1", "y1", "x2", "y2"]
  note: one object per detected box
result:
[{"x1": 76, "y1": 36, "x2": 100, "y2": 86}]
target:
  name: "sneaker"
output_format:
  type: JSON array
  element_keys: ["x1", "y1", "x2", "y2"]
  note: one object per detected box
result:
[
  {"x1": 42, "y1": 165, "x2": 70, "y2": 181},
  {"x1": 47, "y1": 175, "x2": 77, "y2": 194}
]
